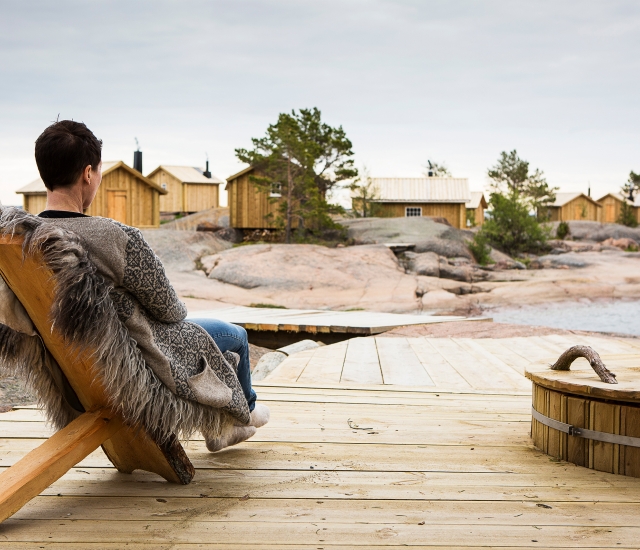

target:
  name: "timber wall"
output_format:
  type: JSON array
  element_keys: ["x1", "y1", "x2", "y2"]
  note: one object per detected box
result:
[
  {"x1": 149, "y1": 170, "x2": 219, "y2": 213},
  {"x1": 22, "y1": 195, "x2": 47, "y2": 215},
  {"x1": 184, "y1": 184, "x2": 218, "y2": 213},
  {"x1": 86, "y1": 166, "x2": 161, "y2": 228},
  {"x1": 549, "y1": 198, "x2": 602, "y2": 223},
  {"x1": 467, "y1": 205, "x2": 485, "y2": 227},
  {"x1": 227, "y1": 172, "x2": 281, "y2": 229},
  {"x1": 375, "y1": 202, "x2": 466, "y2": 228}
]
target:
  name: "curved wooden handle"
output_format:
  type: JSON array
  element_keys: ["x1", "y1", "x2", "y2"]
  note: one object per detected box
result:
[{"x1": 550, "y1": 345, "x2": 617, "y2": 384}]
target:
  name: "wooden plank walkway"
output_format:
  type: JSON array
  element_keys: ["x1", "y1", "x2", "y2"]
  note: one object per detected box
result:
[
  {"x1": 188, "y1": 306, "x2": 482, "y2": 338},
  {"x1": 2, "y1": 383, "x2": 640, "y2": 548},
  {"x1": 266, "y1": 334, "x2": 640, "y2": 391}
]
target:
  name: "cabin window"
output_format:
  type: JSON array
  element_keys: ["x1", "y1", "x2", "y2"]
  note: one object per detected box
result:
[
  {"x1": 161, "y1": 183, "x2": 168, "y2": 190},
  {"x1": 270, "y1": 182, "x2": 282, "y2": 197},
  {"x1": 405, "y1": 207, "x2": 422, "y2": 217}
]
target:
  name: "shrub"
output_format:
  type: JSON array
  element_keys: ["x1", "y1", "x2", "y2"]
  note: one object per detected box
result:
[
  {"x1": 468, "y1": 232, "x2": 492, "y2": 265},
  {"x1": 556, "y1": 221, "x2": 570, "y2": 240},
  {"x1": 618, "y1": 202, "x2": 639, "y2": 228},
  {"x1": 482, "y1": 192, "x2": 549, "y2": 256}
]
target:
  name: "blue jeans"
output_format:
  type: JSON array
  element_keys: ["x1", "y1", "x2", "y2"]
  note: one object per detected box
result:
[{"x1": 190, "y1": 318, "x2": 256, "y2": 412}]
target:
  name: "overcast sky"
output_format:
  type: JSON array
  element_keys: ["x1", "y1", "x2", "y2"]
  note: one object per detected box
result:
[{"x1": 1, "y1": 0, "x2": 639, "y2": 207}]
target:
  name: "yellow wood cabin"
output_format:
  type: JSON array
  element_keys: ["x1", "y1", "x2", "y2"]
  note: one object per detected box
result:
[
  {"x1": 542, "y1": 192, "x2": 602, "y2": 223},
  {"x1": 226, "y1": 166, "x2": 292, "y2": 230},
  {"x1": 597, "y1": 192, "x2": 640, "y2": 224},
  {"x1": 15, "y1": 161, "x2": 167, "y2": 228},
  {"x1": 147, "y1": 165, "x2": 222, "y2": 214},
  {"x1": 466, "y1": 191, "x2": 488, "y2": 227},
  {"x1": 358, "y1": 177, "x2": 471, "y2": 229}
]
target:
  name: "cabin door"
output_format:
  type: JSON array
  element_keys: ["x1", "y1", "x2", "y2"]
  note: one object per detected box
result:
[{"x1": 107, "y1": 190, "x2": 128, "y2": 224}]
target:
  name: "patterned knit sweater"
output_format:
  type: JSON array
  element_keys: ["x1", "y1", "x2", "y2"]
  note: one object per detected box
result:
[{"x1": 10, "y1": 213, "x2": 250, "y2": 428}]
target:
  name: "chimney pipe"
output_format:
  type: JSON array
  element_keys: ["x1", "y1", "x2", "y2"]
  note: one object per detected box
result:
[
  {"x1": 203, "y1": 159, "x2": 211, "y2": 179},
  {"x1": 133, "y1": 138, "x2": 142, "y2": 173}
]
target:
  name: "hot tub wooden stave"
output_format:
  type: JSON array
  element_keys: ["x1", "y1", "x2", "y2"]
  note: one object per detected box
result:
[{"x1": 525, "y1": 355, "x2": 640, "y2": 478}]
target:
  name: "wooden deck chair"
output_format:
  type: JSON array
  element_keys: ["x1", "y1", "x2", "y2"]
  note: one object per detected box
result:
[{"x1": 0, "y1": 234, "x2": 194, "y2": 522}]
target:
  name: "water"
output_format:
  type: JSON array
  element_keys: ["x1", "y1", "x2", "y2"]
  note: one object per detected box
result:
[{"x1": 487, "y1": 300, "x2": 640, "y2": 336}]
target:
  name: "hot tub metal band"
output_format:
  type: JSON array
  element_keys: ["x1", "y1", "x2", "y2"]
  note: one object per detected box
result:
[{"x1": 531, "y1": 406, "x2": 640, "y2": 448}]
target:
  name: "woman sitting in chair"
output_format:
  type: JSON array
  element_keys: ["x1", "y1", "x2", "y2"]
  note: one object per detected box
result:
[{"x1": 31, "y1": 120, "x2": 269, "y2": 451}]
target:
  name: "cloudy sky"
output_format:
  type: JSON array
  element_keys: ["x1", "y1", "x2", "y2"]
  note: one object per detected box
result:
[{"x1": 1, "y1": 0, "x2": 639, "y2": 206}]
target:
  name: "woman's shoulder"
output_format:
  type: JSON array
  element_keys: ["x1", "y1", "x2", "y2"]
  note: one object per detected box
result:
[{"x1": 43, "y1": 216, "x2": 133, "y2": 248}]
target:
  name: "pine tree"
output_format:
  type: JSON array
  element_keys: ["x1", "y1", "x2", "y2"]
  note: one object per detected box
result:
[{"x1": 235, "y1": 108, "x2": 357, "y2": 243}]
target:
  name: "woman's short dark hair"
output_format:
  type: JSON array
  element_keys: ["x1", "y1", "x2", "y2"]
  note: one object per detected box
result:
[{"x1": 35, "y1": 121, "x2": 102, "y2": 191}]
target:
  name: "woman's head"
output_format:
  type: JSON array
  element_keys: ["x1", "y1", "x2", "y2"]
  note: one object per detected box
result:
[{"x1": 35, "y1": 120, "x2": 103, "y2": 210}]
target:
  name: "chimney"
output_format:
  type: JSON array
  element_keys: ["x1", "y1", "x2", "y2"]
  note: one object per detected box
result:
[
  {"x1": 587, "y1": 185, "x2": 591, "y2": 197},
  {"x1": 133, "y1": 138, "x2": 143, "y2": 173},
  {"x1": 203, "y1": 159, "x2": 211, "y2": 179}
]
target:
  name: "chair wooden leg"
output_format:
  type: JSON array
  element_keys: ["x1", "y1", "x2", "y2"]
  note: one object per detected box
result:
[
  {"x1": 101, "y1": 428, "x2": 195, "y2": 485},
  {"x1": 0, "y1": 409, "x2": 122, "y2": 522}
]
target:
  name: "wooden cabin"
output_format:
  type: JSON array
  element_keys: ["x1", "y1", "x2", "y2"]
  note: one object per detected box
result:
[
  {"x1": 466, "y1": 191, "x2": 487, "y2": 227},
  {"x1": 360, "y1": 177, "x2": 470, "y2": 229},
  {"x1": 16, "y1": 161, "x2": 167, "y2": 228},
  {"x1": 597, "y1": 192, "x2": 640, "y2": 224},
  {"x1": 15, "y1": 179, "x2": 48, "y2": 214},
  {"x1": 226, "y1": 166, "x2": 290, "y2": 230},
  {"x1": 541, "y1": 192, "x2": 602, "y2": 223},
  {"x1": 147, "y1": 165, "x2": 223, "y2": 214}
]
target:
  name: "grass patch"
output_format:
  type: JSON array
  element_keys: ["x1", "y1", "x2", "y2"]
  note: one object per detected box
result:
[
  {"x1": 343, "y1": 307, "x2": 364, "y2": 311},
  {"x1": 249, "y1": 303, "x2": 288, "y2": 309}
]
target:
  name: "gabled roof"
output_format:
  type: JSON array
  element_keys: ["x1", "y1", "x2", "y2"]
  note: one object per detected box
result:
[
  {"x1": 550, "y1": 192, "x2": 601, "y2": 208},
  {"x1": 225, "y1": 166, "x2": 256, "y2": 191},
  {"x1": 596, "y1": 192, "x2": 640, "y2": 207},
  {"x1": 367, "y1": 177, "x2": 470, "y2": 203},
  {"x1": 226, "y1": 166, "x2": 254, "y2": 182},
  {"x1": 16, "y1": 178, "x2": 46, "y2": 194},
  {"x1": 147, "y1": 165, "x2": 223, "y2": 185},
  {"x1": 16, "y1": 161, "x2": 167, "y2": 195},
  {"x1": 467, "y1": 191, "x2": 487, "y2": 209}
]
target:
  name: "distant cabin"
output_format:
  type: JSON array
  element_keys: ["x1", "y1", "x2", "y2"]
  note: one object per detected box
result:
[
  {"x1": 597, "y1": 193, "x2": 640, "y2": 224},
  {"x1": 466, "y1": 192, "x2": 488, "y2": 227},
  {"x1": 16, "y1": 161, "x2": 167, "y2": 228},
  {"x1": 226, "y1": 166, "x2": 290, "y2": 230},
  {"x1": 361, "y1": 177, "x2": 471, "y2": 229},
  {"x1": 147, "y1": 165, "x2": 223, "y2": 215},
  {"x1": 541, "y1": 192, "x2": 602, "y2": 223}
]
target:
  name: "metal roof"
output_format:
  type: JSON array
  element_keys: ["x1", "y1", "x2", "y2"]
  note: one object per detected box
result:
[
  {"x1": 550, "y1": 192, "x2": 601, "y2": 208},
  {"x1": 367, "y1": 177, "x2": 470, "y2": 203},
  {"x1": 149, "y1": 165, "x2": 223, "y2": 185},
  {"x1": 16, "y1": 178, "x2": 46, "y2": 194},
  {"x1": 467, "y1": 191, "x2": 487, "y2": 209},
  {"x1": 596, "y1": 192, "x2": 640, "y2": 207},
  {"x1": 16, "y1": 161, "x2": 167, "y2": 195}
]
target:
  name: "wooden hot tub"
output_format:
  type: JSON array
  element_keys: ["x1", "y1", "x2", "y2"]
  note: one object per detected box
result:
[{"x1": 525, "y1": 348, "x2": 640, "y2": 477}]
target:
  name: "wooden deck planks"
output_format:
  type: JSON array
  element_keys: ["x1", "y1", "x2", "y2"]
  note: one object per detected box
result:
[
  {"x1": 2, "y1": 385, "x2": 640, "y2": 548},
  {"x1": 188, "y1": 306, "x2": 472, "y2": 336},
  {"x1": 376, "y1": 337, "x2": 435, "y2": 386},
  {"x1": 340, "y1": 338, "x2": 383, "y2": 384},
  {"x1": 267, "y1": 335, "x2": 640, "y2": 390}
]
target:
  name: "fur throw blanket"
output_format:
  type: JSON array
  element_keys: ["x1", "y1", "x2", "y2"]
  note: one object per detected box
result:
[{"x1": 0, "y1": 207, "x2": 246, "y2": 442}]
